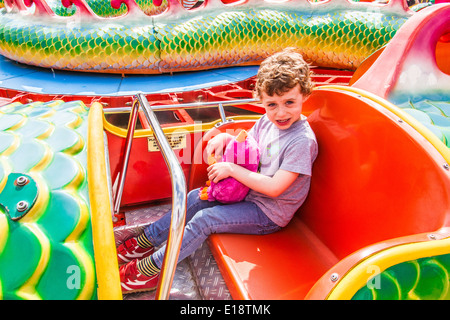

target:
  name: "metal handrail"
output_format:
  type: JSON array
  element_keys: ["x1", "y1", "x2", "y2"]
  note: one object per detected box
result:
[
  {"x1": 104, "y1": 98, "x2": 257, "y2": 112},
  {"x1": 109, "y1": 95, "x2": 259, "y2": 298},
  {"x1": 112, "y1": 98, "x2": 140, "y2": 220},
  {"x1": 103, "y1": 98, "x2": 258, "y2": 120},
  {"x1": 135, "y1": 93, "x2": 188, "y2": 300},
  {"x1": 110, "y1": 97, "x2": 259, "y2": 215}
]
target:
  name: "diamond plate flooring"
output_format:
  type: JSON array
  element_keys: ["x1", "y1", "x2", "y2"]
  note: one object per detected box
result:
[{"x1": 114, "y1": 201, "x2": 231, "y2": 300}]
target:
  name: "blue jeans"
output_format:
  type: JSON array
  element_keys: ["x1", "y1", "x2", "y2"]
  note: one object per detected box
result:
[{"x1": 144, "y1": 188, "x2": 281, "y2": 269}]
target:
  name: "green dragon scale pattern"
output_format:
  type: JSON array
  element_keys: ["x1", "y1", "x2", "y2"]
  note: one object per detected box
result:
[
  {"x1": 0, "y1": 0, "x2": 412, "y2": 74},
  {"x1": 0, "y1": 100, "x2": 96, "y2": 300},
  {"x1": 395, "y1": 99, "x2": 450, "y2": 148},
  {"x1": 352, "y1": 254, "x2": 450, "y2": 300}
]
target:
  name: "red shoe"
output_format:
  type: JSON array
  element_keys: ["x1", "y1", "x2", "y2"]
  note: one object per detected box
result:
[
  {"x1": 119, "y1": 259, "x2": 159, "y2": 293},
  {"x1": 117, "y1": 238, "x2": 154, "y2": 265}
]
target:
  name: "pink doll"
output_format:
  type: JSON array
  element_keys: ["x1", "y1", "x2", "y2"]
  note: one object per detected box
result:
[{"x1": 199, "y1": 130, "x2": 260, "y2": 203}]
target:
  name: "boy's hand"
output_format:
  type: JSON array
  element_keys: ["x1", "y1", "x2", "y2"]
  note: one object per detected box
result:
[
  {"x1": 206, "y1": 133, "x2": 233, "y2": 162},
  {"x1": 207, "y1": 162, "x2": 234, "y2": 183}
]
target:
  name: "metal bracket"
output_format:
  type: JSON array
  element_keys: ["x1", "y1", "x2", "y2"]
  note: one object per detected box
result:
[{"x1": 0, "y1": 173, "x2": 38, "y2": 221}]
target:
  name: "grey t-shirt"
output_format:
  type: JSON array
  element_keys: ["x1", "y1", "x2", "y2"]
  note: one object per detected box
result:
[{"x1": 246, "y1": 114, "x2": 318, "y2": 227}]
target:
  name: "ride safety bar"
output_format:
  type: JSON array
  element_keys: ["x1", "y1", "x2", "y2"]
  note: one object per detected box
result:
[
  {"x1": 109, "y1": 95, "x2": 259, "y2": 299},
  {"x1": 135, "y1": 93, "x2": 188, "y2": 300},
  {"x1": 112, "y1": 98, "x2": 140, "y2": 220},
  {"x1": 110, "y1": 97, "x2": 259, "y2": 220},
  {"x1": 103, "y1": 97, "x2": 258, "y2": 125}
]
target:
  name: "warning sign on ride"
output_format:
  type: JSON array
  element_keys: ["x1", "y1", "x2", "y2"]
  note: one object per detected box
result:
[{"x1": 147, "y1": 133, "x2": 187, "y2": 152}]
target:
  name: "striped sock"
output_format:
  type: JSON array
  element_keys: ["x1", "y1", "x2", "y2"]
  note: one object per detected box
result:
[
  {"x1": 137, "y1": 255, "x2": 160, "y2": 277},
  {"x1": 136, "y1": 233, "x2": 153, "y2": 249}
]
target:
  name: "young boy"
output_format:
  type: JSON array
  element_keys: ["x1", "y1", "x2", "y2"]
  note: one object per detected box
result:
[{"x1": 118, "y1": 48, "x2": 318, "y2": 293}]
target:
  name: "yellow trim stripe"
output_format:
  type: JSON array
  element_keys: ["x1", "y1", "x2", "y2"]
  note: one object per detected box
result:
[
  {"x1": 64, "y1": 196, "x2": 95, "y2": 300},
  {"x1": 87, "y1": 102, "x2": 122, "y2": 300},
  {"x1": 29, "y1": 142, "x2": 53, "y2": 173},
  {"x1": 327, "y1": 236, "x2": 450, "y2": 299},
  {"x1": 0, "y1": 132, "x2": 20, "y2": 157},
  {"x1": 0, "y1": 158, "x2": 11, "y2": 196},
  {"x1": 16, "y1": 224, "x2": 50, "y2": 300},
  {"x1": 321, "y1": 85, "x2": 450, "y2": 163},
  {"x1": 64, "y1": 242, "x2": 96, "y2": 300},
  {"x1": 19, "y1": 174, "x2": 50, "y2": 224},
  {"x1": 0, "y1": 214, "x2": 8, "y2": 259},
  {"x1": 103, "y1": 113, "x2": 262, "y2": 138}
]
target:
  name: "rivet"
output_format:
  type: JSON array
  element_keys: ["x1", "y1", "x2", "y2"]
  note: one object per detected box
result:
[
  {"x1": 443, "y1": 163, "x2": 449, "y2": 170},
  {"x1": 398, "y1": 119, "x2": 404, "y2": 123},
  {"x1": 16, "y1": 201, "x2": 29, "y2": 212},
  {"x1": 330, "y1": 273, "x2": 339, "y2": 282},
  {"x1": 15, "y1": 176, "x2": 29, "y2": 187},
  {"x1": 428, "y1": 234, "x2": 437, "y2": 240}
]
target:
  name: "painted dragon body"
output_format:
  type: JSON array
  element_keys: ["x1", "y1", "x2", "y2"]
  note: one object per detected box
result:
[
  {"x1": 0, "y1": 0, "x2": 413, "y2": 74},
  {"x1": 36, "y1": 0, "x2": 200, "y2": 17}
]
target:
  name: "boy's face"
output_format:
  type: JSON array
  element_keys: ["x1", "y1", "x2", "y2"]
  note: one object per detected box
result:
[{"x1": 261, "y1": 84, "x2": 306, "y2": 130}]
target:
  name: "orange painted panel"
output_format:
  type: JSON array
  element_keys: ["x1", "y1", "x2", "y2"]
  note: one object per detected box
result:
[
  {"x1": 436, "y1": 32, "x2": 450, "y2": 75},
  {"x1": 301, "y1": 89, "x2": 449, "y2": 259}
]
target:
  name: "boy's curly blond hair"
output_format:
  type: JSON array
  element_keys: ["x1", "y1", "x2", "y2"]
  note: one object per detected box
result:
[{"x1": 254, "y1": 48, "x2": 314, "y2": 100}]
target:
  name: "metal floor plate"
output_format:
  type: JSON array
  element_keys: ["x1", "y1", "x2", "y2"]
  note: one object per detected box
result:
[
  {"x1": 189, "y1": 242, "x2": 232, "y2": 300},
  {"x1": 114, "y1": 202, "x2": 231, "y2": 300}
]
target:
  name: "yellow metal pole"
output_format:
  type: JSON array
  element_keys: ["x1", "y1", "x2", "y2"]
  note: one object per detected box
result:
[{"x1": 87, "y1": 102, "x2": 122, "y2": 300}]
